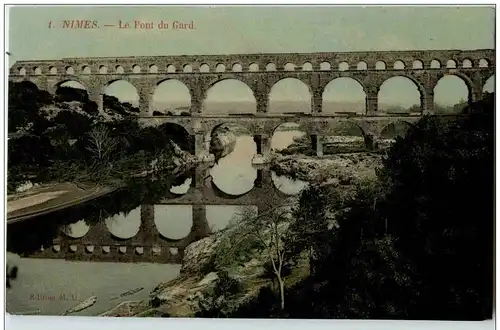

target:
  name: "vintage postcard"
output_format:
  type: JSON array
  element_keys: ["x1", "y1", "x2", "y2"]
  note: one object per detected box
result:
[{"x1": 5, "y1": 4, "x2": 495, "y2": 322}]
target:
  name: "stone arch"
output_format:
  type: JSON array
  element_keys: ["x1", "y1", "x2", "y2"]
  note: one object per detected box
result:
[
  {"x1": 149, "y1": 64, "x2": 158, "y2": 73},
  {"x1": 433, "y1": 74, "x2": 471, "y2": 113},
  {"x1": 375, "y1": 61, "x2": 386, "y2": 70},
  {"x1": 151, "y1": 122, "x2": 193, "y2": 152},
  {"x1": 66, "y1": 66, "x2": 75, "y2": 75},
  {"x1": 115, "y1": 65, "x2": 124, "y2": 74},
  {"x1": 266, "y1": 63, "x2": 277, "y2": 71},
  {"x1": 249, "y1": 63, "x2": 259, "y2": 72},
  {"x1": 302, "y1": 62, "x2": 312, "y2": 71},
  {"x1": 215, "y1": 63, "x2": 226, "y2": 72},
  {"x1": 320, "y1": 62, "x2": 331, "y2": 71},
  {"x1": 393, "y1": 60, "x2": 405, "y2": 70},
  {"x1": 412, "y1": 60, "x2": 424, "y2": 69},
  {"x1": 203, "y1": 78, "x2": 256, "y2": 114},
  {"x1": 322, "y1": 77, "x2": 366, "y2": 114},
  {"x1": 268, "y1": 77, "x2": 312, "y2": 114},
  {"x1": 99, "y1": 65, "x2": 108, "y2": 74},
  {"x1": 54, "y1": 80, "x2": 89, "y2": 102},
  {"x1": 200, "y1": 63, "x2": 210, "y2": 72},
  {"x1": 207, "y1": 122, "x2": 258, "y2": 173},
  {"x1": 479, "y1": 59, "x2": 489, "y2": 68},
  {"x1": 462, "y1": 59, "x2": 473, "y2": 68},
  {"x1": 379, "y1": 120, "x2": 414, "y2": 140},
  {"x1": 430, "y1": 59, "x2": 441, "y2": 69},
  {"x1": 103, "y1": 79, "x2": 139, "y2": 108},
  {"x1": 55, "y1": 79, "x2": 88, "y2": 91},
  {"x1": 32, "y1": 67, "x2": 41, "y2": 75},
  {"x1": 284, "y1": 62, "x2": 296, "y2": 71},
  {"x1": 378, "y1": 76, "x2": 423, "y2": 113},
  {"x1": 446, "y1": 60, "x2": 457, "y2": 68},
  {"x1": 483, "y1": 75, "x2": 495, "y2": 93},
  {"x1": 152, "y1": 79, "x2": 191, "y2": 115},
  {"x1": 271, "y1": 122, "x2": 311, "y2": 154},
  {"x1": 167, "y1": 64, "x2": 176, "y2": 73},
  {"x1": 338, "y1": 62, "x2": 349, "y2": 71},
  {"x1": 105, "y1": 206, "x2": 141, "y2": 239},
  {"x1": 49, "y1": 66, "x2": 57, "y2": 75},
  {"x1": 132, "y1": 65, "x2": 141, "y2": 73},
  {"x1": 81, "y1": 65, "x2": 91, "y2": 74},
  {"x1": 326, "y1": 120, "x2": 368, "y2": 152},
  {"x1": 18, "y1": 67, "x2": 26, "y2": 75},
  {"x1": 183, "y1": 64, "x2": 193, "y2": 73},
  {"x1": 357, "y1": 61, "x2": 368, "y2": 70},
  {"x1": 232, "y1": 63, "x2": 243, "y2": 72}
]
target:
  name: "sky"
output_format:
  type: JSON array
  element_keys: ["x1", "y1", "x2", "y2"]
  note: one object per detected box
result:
[{"x1": 7, "y1": 5, "x2": 496, "y2": 109}]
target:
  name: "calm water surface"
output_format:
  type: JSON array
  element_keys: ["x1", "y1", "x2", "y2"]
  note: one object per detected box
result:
[{"x1": 7, "y1": 131, "x2": 308, "y2": 316}]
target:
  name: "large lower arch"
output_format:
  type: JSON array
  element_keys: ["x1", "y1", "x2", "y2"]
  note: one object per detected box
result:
[
  {"x1": 325, "y1": 121, "x2": 367, "y2": 154},
  {"x1": 54, "y1": 80, "x2": 89, "y2": 103},
  {"x1": 433, "y1": 75, "x2": 470, "y2": 114},
  {"x1": 152, "y1": 79, "x2": 191, "y2": 115},
  {"x1": 103, "y1": 80, "x2": 139, "y2": 113},
  {"x1": 378, "y1": 120, "x2": 414, "y2": 149},
  {"x1": 142, "y1": 122, "x2": 193, "y2": 153},
  {"x1": 268, "y1": 78, "x2": 311, "y2": 114},
  {"x1": 203, "y1": 79, "x2": 256, "y2": 114},
  {"x1": 322, "y1": 77, "x2": 366, "y2": 114},
  {"x1": 209, "y1": 123, "x2": 258, "y2": 196},
  {"x1": 378, "y1": 76, "x2": 422, "y2": 113},
  {"x1": 483, "y1": 75, "x2": 495, "y2": 94}
]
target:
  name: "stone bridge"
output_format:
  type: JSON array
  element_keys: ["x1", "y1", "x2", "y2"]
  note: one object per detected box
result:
[
  {"x1": 13, "y1": 166, "x2": 294, "y2": 263},
  {"x1": 9, "y1": 49, "x2": 495, "y2": 157},
  {"x1": 9, "y1": 49, "x2": 495, "y2": 114}
]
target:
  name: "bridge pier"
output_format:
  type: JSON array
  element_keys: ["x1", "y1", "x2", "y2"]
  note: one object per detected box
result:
[
  {"x1": 365, "y1": 93, "x2": 378, "y2": 115},
  {"x1": 194, "y1": 133, "x2": 209, "y2": 161},
  {"x1": 310, "y1": 135, "x2": 324, "y2": 157},
  {"x1": 254, "y1": 134, "x2": 271, "y2": 159}
]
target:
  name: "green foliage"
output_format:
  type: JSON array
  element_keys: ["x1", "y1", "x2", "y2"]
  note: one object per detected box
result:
[
  {"x1": 244, "y1": 94, "x2": 494, "y2": 320},
  {"x1": 7, "y1": 83, "x2": 185, "y2": 191}
]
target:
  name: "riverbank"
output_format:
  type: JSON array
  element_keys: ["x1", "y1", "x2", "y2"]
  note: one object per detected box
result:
[{"x1": 99, "y1": 151, "x2": 384, "y2": 317}]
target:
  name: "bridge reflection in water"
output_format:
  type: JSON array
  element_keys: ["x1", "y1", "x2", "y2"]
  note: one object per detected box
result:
[{"x1": 6, "y1": 163, "x2": 307, "y2": 264}]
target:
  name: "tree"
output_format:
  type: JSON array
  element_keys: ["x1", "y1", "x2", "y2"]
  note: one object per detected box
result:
[
  {"x1": 217, "y1": 198, "x2": 297, "y2": 311},
  {"x1": 85, "y1": 124, "x2": 119, "y2": 162}
]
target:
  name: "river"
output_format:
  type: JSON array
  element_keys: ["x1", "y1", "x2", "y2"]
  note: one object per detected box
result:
[{"x1": 6, "y1": 130, "x2": 309, "y2": 317}]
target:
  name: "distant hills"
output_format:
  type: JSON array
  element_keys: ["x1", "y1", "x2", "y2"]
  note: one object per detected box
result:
[{"x1": 151, "y1": 100, "x2": 424, "y2": 114}]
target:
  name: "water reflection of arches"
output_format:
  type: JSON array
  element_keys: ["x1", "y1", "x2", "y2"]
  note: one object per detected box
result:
[
  {"x1": 271, "y1": 172, "x2": 308, "y2": 195},
  {"x1": 61, "y1": 219, "x2": 90, "y2": 238},
  {"x1": 154, "y1": 205, "x2": 193, "y2": 240},
  {"x1": 105, "y1": 206, "x2": 141, "y2": 239}
]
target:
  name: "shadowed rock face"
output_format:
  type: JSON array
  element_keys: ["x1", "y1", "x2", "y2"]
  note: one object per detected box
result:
[{"x1": 209, "y1": 126, "x2": 237, "y2": 163}]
